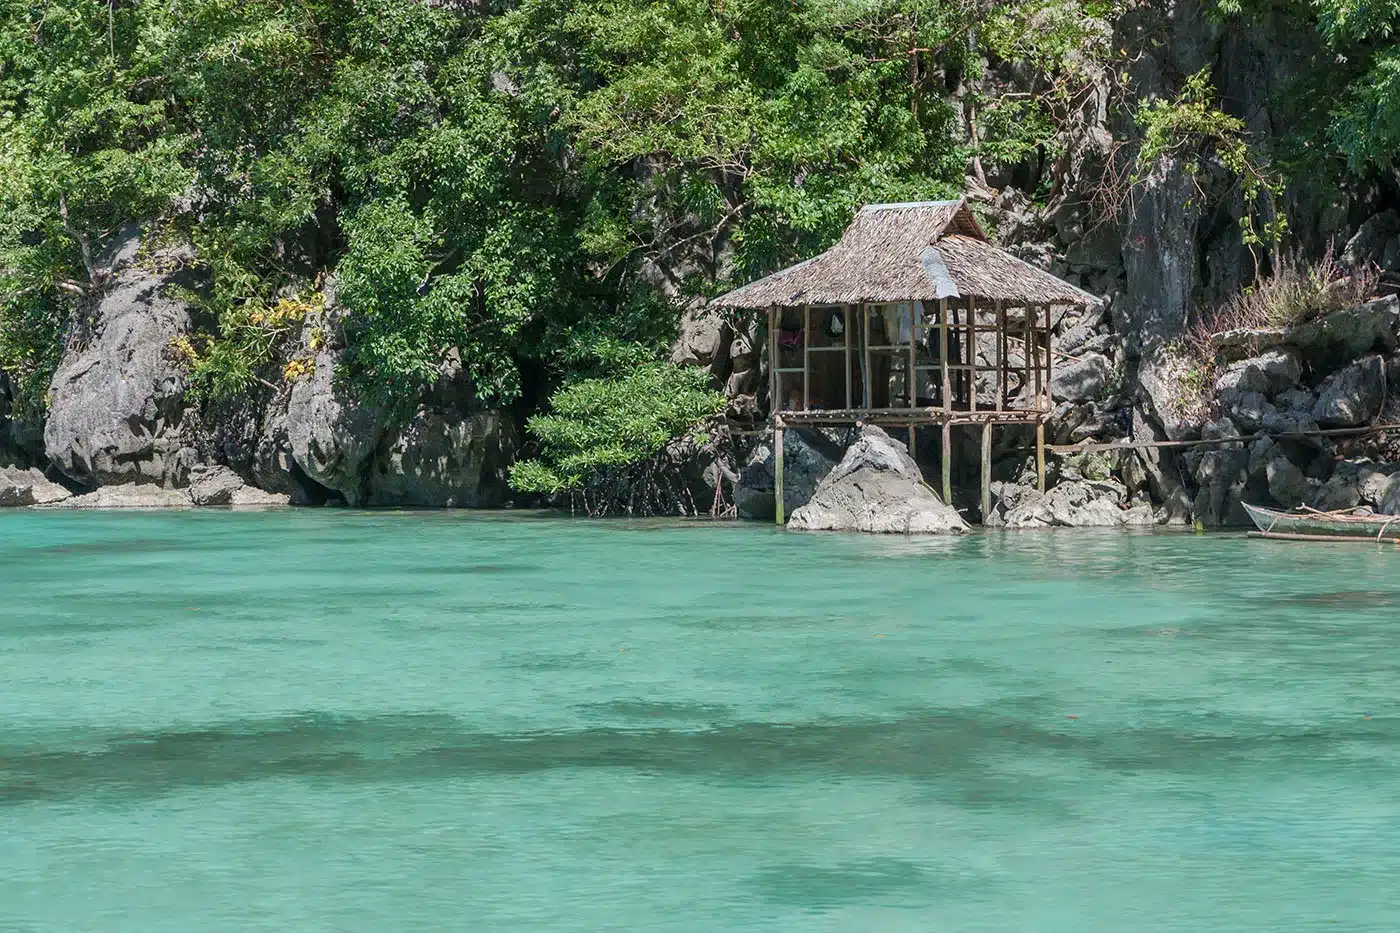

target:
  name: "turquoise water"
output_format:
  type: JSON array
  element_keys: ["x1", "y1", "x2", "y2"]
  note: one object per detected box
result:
[{"x1": 2, "y1": 511, "x2": 1399, "y2": 932}]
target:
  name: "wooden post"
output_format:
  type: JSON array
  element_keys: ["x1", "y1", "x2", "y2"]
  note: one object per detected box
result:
[
  {"x1": 941, "y1": 420, "x2": 953, "y2": 505},
  {"x1": 802, "y1": 303, "x2": 811, "y2": 411},
  {"x1": 1036, "y1": 419, "x2": 1046, "y2": 493},
  {"x1": 981, "y1": 421, "x2": 993, "y2": 523},
  {"x1": 768, "y1": 307, "x2": 778, "y2": 415},
  {"x1": 774, "y1": 418, "x2": 786, "y2": 526},
  {"x1": 1033, "y1": 303, "x2": 1043, "y2": 405},
  {"x1": 1044, "y1": 303, "x2": 1055, "y2": 409},
  {"x1": 939, "y1": 298, "x2": 951, "y2": 414},
  {"x1": 862, "y1": 303, "x2": 872, "y2": 409},
  {"x1": 996, "y1": 300, "x2": 1006, "y2": 412},
  {"x1": 966, "y1": 298, "x2": 977, "y2": 414},
  {"x1": 1023, "y1": 307, "x2": 1032, "y2": 409},
  {"x1": 908, "y1": 424, "x2": 918, "y2": 457},
  {"x1": 907, "y1": 303, "x2": 917, "y2": 409},
  {"x1": 844, "y1": 304, "x2": 852, "y2": 410}
]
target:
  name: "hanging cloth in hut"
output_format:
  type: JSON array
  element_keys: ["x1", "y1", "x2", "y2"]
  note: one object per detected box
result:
[{"x1": 882, "y1": 303, "x2": 913, "y2": 345}]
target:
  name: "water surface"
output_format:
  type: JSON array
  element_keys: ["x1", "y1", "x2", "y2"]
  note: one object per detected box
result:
[{"x1": 2, "y1": 511, "x2": 1398, "y2": 931}]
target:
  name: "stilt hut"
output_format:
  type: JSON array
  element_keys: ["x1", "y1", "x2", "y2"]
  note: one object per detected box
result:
[{"x1": 711, "y1": 199, "x2": 1098, "y2": 523}]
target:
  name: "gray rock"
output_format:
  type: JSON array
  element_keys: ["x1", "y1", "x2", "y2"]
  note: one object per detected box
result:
[
  {"x1": 1379, "y1": 473, "x2": 1400, "y2": 515},
  {"x1": 1052, "y1": 352, "x2": 1113, "y2": 402},
  {"x1": 286, "y1": 347, "x2": 384, "y2": 504},
  {"x1": 1343, "y1": 210, "x2": 1400, "y2": 268},
  {"x1": 1308, "y1": 470, "x2": 1363, "y2": 512},
  {"x1": 1312, "y1": 355, "x2": 1386, "y2": 427},
  {"x1": 1357, "y1": 463, "x2": 1400, "y2": 506},
  {"x1": 1219, "y1": 390, "x2": 1274, "y2": 433},
  {"x1": 735, "y1": 428, "x2": 842, "y2": 520},
  {"x1": 670, "y1": 307, "x2": 729, "y2": 372},
  {"x1": 787, "y1": 426, "x2": 967, "y2": 534},
  {"x1": 989, "y1": 477, "x2": 1151, "y2": 528},
  {"x1": 41, "y1": 485, "x2": 193, "y2": 509},
  {"x1": 1287, "y1": 298, "x2": 1399, "y2": 369},
  {"x1": 366, "y1": 407, "x2": 517, "y2": 508},
  {"x1": 1192, "y1": 448, "x2": 1251, "y2": 526},
  {"x1": 1209, "y1": 328, "x2": 1289, "y2": 363},
  {"x1": 229, "y1": 486, "x2": 291, "y2": 507},
  {"x1": 43, "y1": 228, "x2": 200, "y2": 487},
  {"x1": 1266, "y1": 456, "x2": 1309, "y2": 509},
  {"x1": 1120, "y1": 157, "x2": 1199, "y2": 351},
  {"x1": 186, "y1": 465, "x2": 247, "y2": 506},
  {"x1": 1137, "y1": 344, "x2": 1204, "y2": 440},
  {"x1": 1274, "y1": 388, "x2": 1316, "y2": 412},
  {"x1": 0, "y1": 467, "x2": 72, "y2": 506},
  {"x1": 1214, "y1": 349, "x2": 1302, "y2": 397}
]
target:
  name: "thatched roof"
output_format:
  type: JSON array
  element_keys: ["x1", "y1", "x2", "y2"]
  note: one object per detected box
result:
[{"x1": 712, "y1": 199, "x2": 1097, "y2": 309}]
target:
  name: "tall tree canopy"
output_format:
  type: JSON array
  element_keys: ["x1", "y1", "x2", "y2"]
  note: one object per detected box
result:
[{"x1": 0, "y1": 0, "x2": 1121, "y2": 422}]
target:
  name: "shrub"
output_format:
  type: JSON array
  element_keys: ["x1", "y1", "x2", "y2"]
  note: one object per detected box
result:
[
  {"x1": 510, "y1": 362, "x2": 726, "y2": 499},
  {"x1": 1188, "y1": 245, "x2": 1380, "y2": 352}
]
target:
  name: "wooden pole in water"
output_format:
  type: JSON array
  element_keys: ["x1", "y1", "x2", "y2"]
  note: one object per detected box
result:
[
  {"x1": 981, "y1": 421, "x2": 993, "y2": 522},
  {"x1": 1035, "y1": 419, "x2": 1046, "y2": 493},
  {"x1": 941, "y1": 420, "x2": 953, "y2": 505},
  {"x1": 774, "y1": 417, "x2": 786, "y2": 526}
]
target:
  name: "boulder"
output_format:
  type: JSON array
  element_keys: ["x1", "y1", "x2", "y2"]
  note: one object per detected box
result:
[
  {"x1": 1379, "y1": 473, "x2": 1400, "y2": 515},
  {"x1": 42, "y1": 485, "x2": 193, "y2": 509},
  {"x1": 670, "y1": 307, "x2": 730, "y2": 374},
  {"x1": 1274, "y1": 388, "x2": 1316, "y2": 412},
  {"x1": 1265, "y1": 456, "x2": 1309, "y2": 509},
  {"x1": 285, "y1": 346, "x2": 384, "y2": 505},
  {"x1": 43, "y1": 227, "x2": 201, "y2": 487},
  {"x1": 230, "y1": 486, "x2": 290, "y2": 507},
  {"x1": 1219, "y1": 389, "x2": 1275, "y2": 433},
  {"x1": 1312, "y1": 355, "x2": 1386, "y2": 427},
  {"x1": 1287, "y1": 297, "x2": 1399, "y2": 370},
  {"x1": 1214, "y1": 349, "x2": 1301, "y2": 397},
  {"x1": 1307, "y1": 462, "x2": 1363, "y2": 512},
  {"x1": 1137, "y1": 344, "x2": 1204, "y2": 441},
  {"x1": 1051, "y1": 352, "x2": 1113, "y2": 402},
  {"x1": 735, "y1": 428, "x2": 842, "y2": 520},
  {"x1": 1192, "y1": 447, "x2": 1251, "y2": 526},
  {"x1": 1343, "y1": 210, "x2": 1400, "y2": 268},
  {"x1": 1209, "y1": 328, "x2": 1289, "y2": 363},
  {"x1": 186, "y1": 465, "x2": 247, "y2": 506},
  {"x1": 787, "y1": 426, "x2": 967, "y2": 534},
  {"x1": 0, "y1": 467, "x2": 72, "y2": 506},
  {"x1": 988, "y1": 478, "x2": 1154, "y2": 528},
  {"x1": 366, "y1": 407, "x2": 517, "y2": 508}
]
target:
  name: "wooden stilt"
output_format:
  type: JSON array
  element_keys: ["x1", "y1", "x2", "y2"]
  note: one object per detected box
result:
[
  {"x1": 981, "y1": 421, "x2": 993, "y2": 522},
  {"x1": 843, "y1": 304, "x2": 852, "y2": 410},
  {"x1": 774, "y1": 418, "x2": 786, "y2": 526},
  {"x1": 908, "y1": 424, "x2": 917, "y2": 457},
  {"x1": 1035, "y1": 419, "x2": 1046, "y2": 493},
  {"x1": 938, "y1": 298, "x2": 951, "y2": 414},
  {"x1": 941, "y1": 420, "x2": 953, "y2": 505}
]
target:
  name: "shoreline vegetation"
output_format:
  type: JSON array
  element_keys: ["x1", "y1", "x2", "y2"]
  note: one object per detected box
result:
[{"x1": 5, "y1": 1, "x2": 1400, "y2": 531}]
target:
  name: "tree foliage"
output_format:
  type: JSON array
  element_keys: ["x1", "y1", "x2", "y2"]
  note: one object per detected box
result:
[
  {"x1": 510, "y1": 362, "x2": 725, "y2": 495},
  {"x1": 1, "y1": 0, "x2": 1120, "y2": 461}
]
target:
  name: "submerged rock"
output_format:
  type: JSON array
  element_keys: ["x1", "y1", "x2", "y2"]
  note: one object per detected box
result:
[{"x1": 787, "y1": 426, "x2": 966, "y2": 534}]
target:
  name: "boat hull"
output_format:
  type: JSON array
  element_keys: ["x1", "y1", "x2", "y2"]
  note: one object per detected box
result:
[{"x1": 1243, "y1": 502, "x2": 1400, "y2": 542}]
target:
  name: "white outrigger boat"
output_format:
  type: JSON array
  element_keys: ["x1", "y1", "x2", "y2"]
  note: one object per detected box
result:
[{"x1": 1244, "y1": 502, "x2": 1400, "y2": 543}]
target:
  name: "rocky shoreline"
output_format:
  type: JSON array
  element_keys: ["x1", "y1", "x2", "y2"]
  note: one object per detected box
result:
[{"x1": 6, "y1": 224, "x2": 1400, "y2": 533}]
